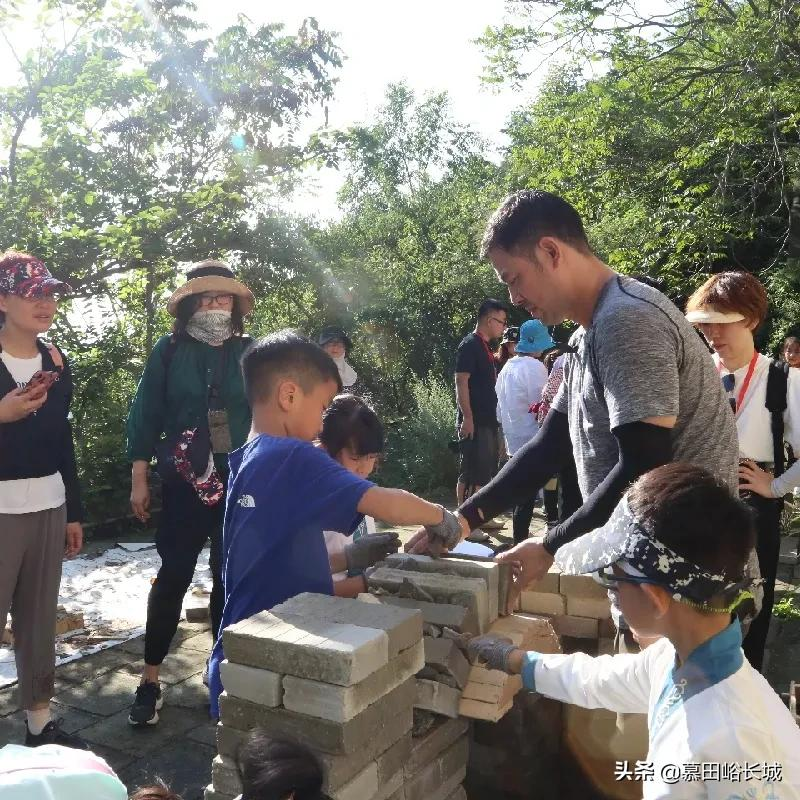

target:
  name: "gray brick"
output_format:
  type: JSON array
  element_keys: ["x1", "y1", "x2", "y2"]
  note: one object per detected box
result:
[
  {"x1": 376, "y1": 731, "x2": 411, "y2": 784},
  {"x1": 283, "y1": 640, "x2": 423, "y2": 722},
  {"x1": 219, "y1": 677, "x2": 415, "y2": 755},
  {"x1": 423, "y1": 637, "x2": 470, "y2": 689},
  {"x1": 273, "y1": 593, "x2": 422, "y2": 657},
  {"x1": 358, "y1": 593, "x2": 476, "y2": 634},
  {"x1": 331, "y1": 761, "x2": 378, "y2": 800},
  {"x1": 374, "y1": 769, "x2": 404, "y2": 800},
  {"x1": 222, "y1": 611, "x2": 388, "y2": 685},
  {"x1": 404, "y1": 736, "x2": 468, "y2": 800},
  {"x1": 212, "y1": 755, "x2": 242, "y2": 797},
  {"x1": 406, "y1": 717, "x2": 468, "y2": 776},
  {"x1": 220, "y1": 660, "x2": 283, "y2": 707},
  {"x1": 414, "y1": 678, "x2": 461, "y2": 719},
  {"x1": 367, "y1": 568, "x2": 489, "y2": 633},
  {"x1": 386, "y1": 554, "x2": 501, "y2": 621}
]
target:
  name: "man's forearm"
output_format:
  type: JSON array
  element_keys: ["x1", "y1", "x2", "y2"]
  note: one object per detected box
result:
[
  {"x1": 455, "y1": 374, "x2": 472, "y2": 420},
  {"x1": 459, "y1": 410, "x2": 570, "y2": 530},
  {"x1": 543, "y1": 421, "x2": 672, "y2": 554}
]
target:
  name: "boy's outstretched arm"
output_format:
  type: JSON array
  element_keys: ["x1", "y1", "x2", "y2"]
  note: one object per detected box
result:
[
  {"x1": 466, "y1": 634, "x2": 652, "y2": 715},
  {"x1": 358, "y1": 487, "x2": 448, "y2": 527}
]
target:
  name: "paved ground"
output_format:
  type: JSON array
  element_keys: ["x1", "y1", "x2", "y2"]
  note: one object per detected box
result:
[{"x1": 1, "y1": 511, "x2": 798, "y2": 800}]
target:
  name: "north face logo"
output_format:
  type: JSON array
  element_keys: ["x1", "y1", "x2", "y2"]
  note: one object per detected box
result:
[{"x1": 237, "y1": 494, "x2": 255, "y2": 508}]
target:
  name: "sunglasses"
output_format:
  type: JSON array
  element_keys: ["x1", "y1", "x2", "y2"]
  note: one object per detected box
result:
[
  {"x1": 721, "y1": 373, "x2": 737, "y2": 412},
  {"x1": 198, "y1": 293, "x2": 234, "y2": 307}
]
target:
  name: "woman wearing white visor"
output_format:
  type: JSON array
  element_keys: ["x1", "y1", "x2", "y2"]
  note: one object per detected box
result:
[{"x1": 685, "y1": 271, "x2": 800, "y2": 672}]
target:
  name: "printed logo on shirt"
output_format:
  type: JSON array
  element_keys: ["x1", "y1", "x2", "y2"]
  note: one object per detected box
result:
[{"x1": 237, "y1": 494, "x2": 255, "y2": 508}]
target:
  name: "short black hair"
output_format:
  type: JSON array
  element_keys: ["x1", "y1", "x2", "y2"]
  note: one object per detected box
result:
[
  {"x1": 319, "y1": 394, "x2": 384, "y2": 458},
  {"x1": 627, "y1": 463, "x2": 755, "y2": 582},
  {"x1": 480, "y1": 190, "x2": 591, "y2": 259},
  {"x1": 477, "y1": 298, "x2": 507, "y2": 320},
  {"x1": 237, "y1": 730, "x2": 326, "y2": 800},
  {"x1": 242, "y1": 330, "x2": 342, "y2": 405}
]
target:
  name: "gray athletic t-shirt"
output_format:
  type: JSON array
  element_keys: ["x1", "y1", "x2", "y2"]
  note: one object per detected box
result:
[{"x1": 552, "y1": 275, "x2": 738, "y2": 497}]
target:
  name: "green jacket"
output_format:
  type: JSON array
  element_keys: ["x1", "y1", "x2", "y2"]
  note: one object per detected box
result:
[{"x1": 126, "y1": 334, "x2": 252, "y2": 468}]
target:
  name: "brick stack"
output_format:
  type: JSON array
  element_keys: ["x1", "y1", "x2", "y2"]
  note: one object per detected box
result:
[{"x1": 207, "y1": 592, "x2": 470, "y2": 800}]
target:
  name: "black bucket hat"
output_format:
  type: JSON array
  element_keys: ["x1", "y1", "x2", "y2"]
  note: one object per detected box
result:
[{"x1": 318, "y1": 326, "x2": 352, "y2": 351}]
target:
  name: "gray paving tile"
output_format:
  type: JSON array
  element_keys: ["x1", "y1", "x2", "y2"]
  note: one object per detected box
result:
[{"x1": 56, "y1": 668, "x2": 142, "y2": 716}]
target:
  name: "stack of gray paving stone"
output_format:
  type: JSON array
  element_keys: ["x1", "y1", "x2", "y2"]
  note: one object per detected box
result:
[{"x1": 207, "y1": 592, "x2": 470, "y2": 800}]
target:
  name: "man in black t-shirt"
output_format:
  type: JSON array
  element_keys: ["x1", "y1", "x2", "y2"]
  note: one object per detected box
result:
[{"x1": 455, "y1": 299, "x2": 508, "y2": 507}]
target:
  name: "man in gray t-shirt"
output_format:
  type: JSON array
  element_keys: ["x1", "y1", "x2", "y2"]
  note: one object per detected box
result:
[
  {"x1": 406, "y1": 191, "x2": 741, "y2": 605},
  {"x1": 554, "y1": 274, "x2": 738, "y2": 499}
]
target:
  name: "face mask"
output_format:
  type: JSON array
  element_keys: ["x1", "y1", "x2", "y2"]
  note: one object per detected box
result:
[{"x1": 185, "y1": 309, "x2": 233, "y2": 346}]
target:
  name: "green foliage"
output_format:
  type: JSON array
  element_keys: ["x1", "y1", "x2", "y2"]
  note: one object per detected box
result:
[
  {"x1": 773, "y1": 596, "x2": 800, "y2": 620},
  {"x1": 376, "y1": 376, "x2": 458, "y2": 496}
]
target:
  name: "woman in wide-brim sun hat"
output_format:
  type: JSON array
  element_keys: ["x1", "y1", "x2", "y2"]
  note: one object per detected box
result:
[{"x1": 125, "y1": 259, "x2": 255, "y2": 728}]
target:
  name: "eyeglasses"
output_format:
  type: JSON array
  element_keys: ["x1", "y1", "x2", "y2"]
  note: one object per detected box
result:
[
  {"x1": 199, "y1": 293, "x2": 234, "y2": 307},
  {"x1": 490, "y1": 317, "x2": 508, "y2": 327},
  {"x1": 720, "y1": 373, "x2": 737, "y2": 412},
  {"x1": 592, "y1": 565, "x2": 663, "y2": 591}
]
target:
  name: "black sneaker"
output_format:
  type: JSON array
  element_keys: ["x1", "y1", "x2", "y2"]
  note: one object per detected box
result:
[
  {"x1": 128, "y1": 681, "x2": 163, "y2": 726},
  {"x1": 25, "y1": 718, "x2": 89, "y2": 750}
]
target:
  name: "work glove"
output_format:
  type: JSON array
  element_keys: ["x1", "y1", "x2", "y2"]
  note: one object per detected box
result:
[
  {"x1": 464, "y1": 634, "x2": 518, "y2": 673},
  {"x1": 424, "y1": 505, "x2": 463, "y2": 551},
  {"x1": 345, "y1": 532, "x2": 401, "y2": 576}
]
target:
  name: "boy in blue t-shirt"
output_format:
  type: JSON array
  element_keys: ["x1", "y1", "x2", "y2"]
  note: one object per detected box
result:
[{"x1": 208, "y1": 330, "x2": 462, "y2": 717}]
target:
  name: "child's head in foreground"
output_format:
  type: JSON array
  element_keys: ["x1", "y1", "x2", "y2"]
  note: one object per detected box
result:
[
  {"x1": 556, "y1": 463, "x2": 756, "y2": 640},
  {"x1": 319, "y1": 394, "x2": 384, "y2": 479},
  {"x1": 237, "y1": 729, "x2": 328, "y2": 800},
  {"x1": 242, "y1": 330, "x2": 342, "y2": 442}
]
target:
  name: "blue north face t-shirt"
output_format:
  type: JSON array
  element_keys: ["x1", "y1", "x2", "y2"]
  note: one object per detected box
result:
[{"x1": 208, "y1": 434, "x2": 374, "y2": 716}]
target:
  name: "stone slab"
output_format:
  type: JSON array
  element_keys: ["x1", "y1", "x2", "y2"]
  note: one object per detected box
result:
[
  {"x1": 423, "y1": 637, "x2": 470, "y2": 689},
  {"x1": 219, "y1": 677, "x2": 415, "y2": 755},
  {"x1": 406, "y1": 717, "x2": 468, "y2": 776},
  {"x1": 458, "y1": 696, "x2": 513, "y2": 722},
  {"x1": 404, "y1": 736, "x2": 468, "y2": 800},
  {"x1": 526, "y1": 565, "x2": 561, "y2": 595},
  {"x1": 56, "y1": 669, "x2": 143, "y2": 717},
  {"x1": 566, "y1": 595, "x2": 611, "y2": 620},
  {"x1": 331, "y1": 761, "x2": 378, "y2": 800},
  {"x1": 518, "y1": 591, "x2": 566, "y2": 616},
  {"x1": 414, "y1": 678, "x2": 461, "y2": 719},
  {"x1": 220, "y1": 660, "x2": 283, "y2": 707},
  {"x1": 212, "y1": 755, "x2": 242, "y2": 797},
  {"x1": 367, "y1": 568, "x2": 489, "y2": 633},
  {"x1": 385, "y1": 554, "x2": 501, "y2": 622},
  {"x1": 358, "y1": 593, "x2": 476, "y2": 634},
  {"x1": 376, "y1": 731, "x2": 411, "y2": 784},
  {"x1": 559, "y1": 573, "x2": 610, "y2": 600},
  {"x1": 551, "y1": 614, "x2": 599, "y2": 640},
  {"x1": 273, "y1": 592, "x2": 423, "y2": 657},
  {"x1": 283, "y1": 640, "x2": 424, "y2": 722},
  {"x1": 223, "y1": 611, "x2": 389, "y2": 686},
  {"x1": 374, "y1": 769, "x2": 404, "y2": 800}
]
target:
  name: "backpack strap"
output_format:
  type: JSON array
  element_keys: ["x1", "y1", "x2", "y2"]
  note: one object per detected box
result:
[
  {"x1": 41, "y1": 341, "x2": 64, "y2": 371},
  {"x1": 765, "y1": 358, "x2": 790, "y2": 477}
]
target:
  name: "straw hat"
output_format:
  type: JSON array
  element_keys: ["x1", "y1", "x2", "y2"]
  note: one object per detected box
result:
[{"x1": 167, "y1": 260, "x2": 254, "y2": 317}]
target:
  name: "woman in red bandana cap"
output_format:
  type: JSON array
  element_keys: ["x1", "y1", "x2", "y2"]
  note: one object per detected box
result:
[{"x1": 0, "y1": 250, "x2": 86, "y2": 749}]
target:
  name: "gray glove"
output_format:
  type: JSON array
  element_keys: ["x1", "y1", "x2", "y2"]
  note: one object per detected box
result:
[
  {"x1": 424, "y1": 505, "x2": 463, "y2": 550},
  {"x1": 466, "y1": 634, "x2": 518, "y2": 673},
  {"x1": 345, "y1": 532, "x2": 401, "y2": 576}
]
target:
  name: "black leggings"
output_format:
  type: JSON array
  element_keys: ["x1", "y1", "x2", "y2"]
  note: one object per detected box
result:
[
  {"x1": 144, "y1": 480, "x2": 225, "y2": 666},
  {"x1": 741, "y1": 493, "x2": 782, "y2": 673}
]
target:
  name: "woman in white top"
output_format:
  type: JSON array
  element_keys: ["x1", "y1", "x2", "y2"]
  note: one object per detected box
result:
[
  {"x1": 686, "y1": 270, "x2": 800, "y2": 671},
  {"x1": 495, "y1": 319, "x2": 552, "y2": 543}
]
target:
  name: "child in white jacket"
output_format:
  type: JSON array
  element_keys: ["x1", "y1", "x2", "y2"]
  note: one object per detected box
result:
[{"x1": 469, "y1": 463, "x2": 800, "y2": 799}]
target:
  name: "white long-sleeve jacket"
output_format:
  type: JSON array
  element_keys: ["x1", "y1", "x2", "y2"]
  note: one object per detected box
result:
[{"x1": 522, "y1": 622, "x2": 800, "y2": 799}]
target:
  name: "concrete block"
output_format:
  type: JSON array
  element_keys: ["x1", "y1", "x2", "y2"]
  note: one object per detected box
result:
[
  {"x1": 374, "y1": 769, "x2": 404, "y2": 800},
  {"x1": 404, "y1": 736, "x2": 468, "y2": 800},
  {"x1": 219, "y1": 660, "x2": 283, "y2": 707},
  {"x1": 526, "y1": 565, "x2": 561, "y2": 595},
  {"x1": 385, "y1": 554, "x2": 501, "y2": 622},
  {"x1": 519, "y1": 591, "x2": 566, "y2": 616},
  {"x1": 559, "y1": 573, "x2": 609, "y2": 600},
  {"x1": 423, "y1": 637, "x2": 470, "y2": 689},
  {"x1": 367, "y1": 567, "x2": 489, "y2": 633},
  {"x1": 222, "y1": 611, "x2": 388, "y2": 685},
  {"x1": 283, "y1": 640, "x2": 423, "y2": 722},
  {"x1": 458, "y1": 696, "x2": 513, "y2": 722},
  {"x1": 212, "y1": 755, "x2": 242, "y2": 797},
  {"x1": 219, "y1": 677, "x2": 415, "y2": 755},
  {"x1": 552, "y1": 615, "x2": 599, "y2": 639},
  {"x1": 204, "y1": 785, "x2": 234, "y2": 800},
  {"x1": 406, "y1": 716, "x2": 468, "y2": 776},
  {"x1": 566, "y1": 595, "x2": 611, "y2": 620},
  {"x1": 376, "y1": 731, "x2": 411, "y2": 784},
  {"x1": 415, "y1": 678, "x2": 461, "y2": 719},
  {"x1": 358, "y1": 593, "x2": 476, "y2": 634},
  {"x1": 273, "y1": 592, "x2": 423, "y2": 657},
  {"x1": 331, "y1": 761, "x2": 378, "y2": 800}
]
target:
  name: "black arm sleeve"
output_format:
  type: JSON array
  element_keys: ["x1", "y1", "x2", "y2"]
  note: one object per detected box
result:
[
  {"x1": 542, "y1": 421, "x2": 672, "y2": 555},
  {"x1": 459, "y1": 409, "x2": 571, "y2": 530}
]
